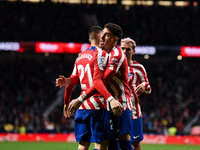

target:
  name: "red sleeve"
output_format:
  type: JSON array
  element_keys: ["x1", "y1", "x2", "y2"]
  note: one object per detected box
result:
[
  {"x1": 70, "y1": 75, "x2": 79, "y2": 85},
  {"x1": 86, "y1": 48, "x2": 116, "y2": 100},
  {"x1": 64, "y1": 85, "x2": 74, "y2": 104},
  {"x1": 85, "y1": 69, "x2": 116, "y2": 99}
]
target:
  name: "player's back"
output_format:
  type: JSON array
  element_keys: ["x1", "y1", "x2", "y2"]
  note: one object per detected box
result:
[
  {"x1": 73, "y1": 47, "x2": 95, "y2": 92},
  {"x1": 73, "y1": 46, "x2": 107, "y2": 110}
]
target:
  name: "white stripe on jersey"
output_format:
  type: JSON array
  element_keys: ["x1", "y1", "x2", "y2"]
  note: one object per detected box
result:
[
  {"x1": 112, "y1": 75, "x2": 126, "y2": 102},
  {"x1": 83, "y1": 100, "x2": 92, "y2": 109},
  {"x1": 116, "y1": 50, "x2": 125, "y2": 73},
  {"x1": 90, "y1": 96, "x2": 100, "y2": 109},
  {"x1": 113, "y1": 47, "x2": 119, "y2": 56},
  {"x1": 132, "y1": 63, "x2": 147, "y2": 74}
]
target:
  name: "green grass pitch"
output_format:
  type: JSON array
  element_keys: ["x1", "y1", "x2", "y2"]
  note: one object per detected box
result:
[{"x1": 0, "y1": 142, "x2": 200, "y2": 150}]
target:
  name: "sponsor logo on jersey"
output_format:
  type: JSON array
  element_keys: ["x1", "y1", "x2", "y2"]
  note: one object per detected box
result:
[
  {"x1": 110, "y1": 57, "x2": 118, "y2": 64},
  {"x1": 100, "y1": 57, "x2": 106, "y2": 65}
]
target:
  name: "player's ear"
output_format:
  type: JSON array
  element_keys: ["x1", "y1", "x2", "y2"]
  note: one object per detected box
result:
[
  {"x1": 133, "y1": 49, "x2": 135, "y2": 54},
  {"x1": 89, "y1": 39, "x2": 91, "y2": 43},
  {"x1": 113, "y1": 37, "x2": 118, "y2": 43}
]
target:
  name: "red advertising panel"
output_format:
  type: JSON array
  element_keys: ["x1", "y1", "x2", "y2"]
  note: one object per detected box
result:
[
  {"x1": 35, "y1": 42, "x2": 91, "y2": 54},
  {"x1": 35, "y1": 42, "x2": 64, "y2": 53},
  {"x1": 1, "y1": 133, "x2": 200, "y2": 145},
  {"x1": 180, "y1": 46, "x2": 200, "y2": 57}
]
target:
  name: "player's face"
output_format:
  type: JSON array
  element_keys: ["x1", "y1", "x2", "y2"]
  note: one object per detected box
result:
[
  {"x1": 99, "y1": 28, "x2": 117, "y2": 53},
  {"x1": 121, "y1": 42, "x2": 135, "y2": 60}
]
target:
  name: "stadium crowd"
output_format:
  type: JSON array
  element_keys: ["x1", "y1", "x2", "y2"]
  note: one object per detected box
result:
[
  {"x1": 0, "y1": 1, "x2": 200, "y2": 136},
  {"x1": 0, "y1": 1, "x2": 200, "y2": 46}
]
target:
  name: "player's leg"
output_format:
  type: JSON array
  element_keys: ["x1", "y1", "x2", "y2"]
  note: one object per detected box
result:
[
  {"x1": 75, "y1": 110, "x2": 91, "y2": 150},
  {"x1": 78, "y1": 141, "x2": 90, "y2": 150},
  {"x1": 118, "y1": 133, "x2": 133, "y2": 150},
  {"x1": 90, "y1": 109, "x2": 113, "y2": 150},
  {"x1": 94, "y1": 139, "x2": 109, "y2": 150},
  {"x1": 115, "y1": 109, "x2": 133, "y2": 150},
  {"x1": 108, "y1": 139, "x2": 120, "y2": 150},
  {"x1": 132, "y1": 141, "x2": 141, "y2": 150},
  {"x1": 130, "y1": 117, "x2": 143, "y2": 150}
]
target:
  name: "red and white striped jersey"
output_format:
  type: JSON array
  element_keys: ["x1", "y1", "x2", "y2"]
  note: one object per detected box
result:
[
  {"x1": 128, "y1": 61, "x2": 151, "y2": 119},
  {"x1": 93, "y1": 46, "x2": 132, "y2": 111},
  {"x1": 71, "y1": 46, "x2": 108, "y2": 110}
]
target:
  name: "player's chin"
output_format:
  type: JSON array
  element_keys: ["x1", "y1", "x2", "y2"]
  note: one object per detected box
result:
[{"x1": 99, "y1": 43, "x2": 104, "y2": 48}]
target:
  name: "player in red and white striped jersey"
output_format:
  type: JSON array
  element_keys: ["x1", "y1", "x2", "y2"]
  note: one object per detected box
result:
[
  {"x1": 56, "y1": 26, "x2": 113, "y2": 150},
  {"x1": 121, "y1": 37, "x2": 151, "y2": 150}
]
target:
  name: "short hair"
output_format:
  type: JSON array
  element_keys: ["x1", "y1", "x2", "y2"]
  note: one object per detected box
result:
[
  {"x1": 121, "y1": 37, "x2": 136, "y2": 49},
  {"x1": 104, "y1": 23, "x2": 123, "y2": 39},
  {"x1": 88, "y1": 26, "x2": 103, "y2": 40}
]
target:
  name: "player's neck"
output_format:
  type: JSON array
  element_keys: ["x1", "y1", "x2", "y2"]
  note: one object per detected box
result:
[
  {"x1": 128, "y1": 59, "x2": 133, "y2": 65},
  {"x1": 91, "y1": 44, "x2": 99, "y2": 48}
]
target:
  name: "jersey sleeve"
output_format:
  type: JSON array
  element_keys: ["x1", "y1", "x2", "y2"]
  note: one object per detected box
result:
[
  {"x1": 64, "y1": 84, "x2": 74, "y2": 104},
  {"x1": 138, "y1": 64, "x2": 152, "y2": 94},
  {"x1": 64, "y1": 60, "x2": 79, "y2": 104},
  {"x1": 107, "y1": 47, "x2": 124, "y2": 73},
  {"x1": 70, "y1": 75, "x2": 79, "y2": 85}
]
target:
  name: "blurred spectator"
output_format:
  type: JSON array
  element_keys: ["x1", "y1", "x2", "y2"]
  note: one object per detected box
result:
[{"x1": 0, "y1": 1, "x2": 200, "y2": 46}]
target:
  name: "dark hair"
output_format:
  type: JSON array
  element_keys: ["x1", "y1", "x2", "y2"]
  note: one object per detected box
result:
[
  {"x1": 104, "y1": 23, "x2": 123, "y2": 39},
  {"x1": 88, "y1": 26, "x2": 103, "y2": 40}
]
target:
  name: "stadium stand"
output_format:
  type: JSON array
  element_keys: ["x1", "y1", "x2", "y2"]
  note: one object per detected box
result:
[{"x1": 0, "y1": 1, "x2": 200, "y2": 45}]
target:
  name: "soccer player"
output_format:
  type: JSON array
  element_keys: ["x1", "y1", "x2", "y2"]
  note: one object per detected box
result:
[
  {"x1": 121, "y1": 37, "x2": 152, "y2": 150},
  {"x1": 68, "y1": 23, "x2": 134, "y2": 150},
  {"x1": 56, "y1": 26, "x2": 114, "y2": 150}
]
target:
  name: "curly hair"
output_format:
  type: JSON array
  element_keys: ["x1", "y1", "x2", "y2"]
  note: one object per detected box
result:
[{"x1": 104, "y1": 23, "x2": 123, "y2": 39}]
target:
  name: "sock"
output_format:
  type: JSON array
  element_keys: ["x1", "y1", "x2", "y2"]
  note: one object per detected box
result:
[
  {"x1": 119, "y1": 140, "x2": 134, "y2": 150},
  {"x1": 108, "y1": 139, "x2": 120, "y2": 150}
]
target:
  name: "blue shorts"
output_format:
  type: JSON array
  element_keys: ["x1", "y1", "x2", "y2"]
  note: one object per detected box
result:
[
  {"x1": 111, "y1": 109, "x2": 132, "y2": 138},
  {"x1": 130, "y1": 117, "x2": 144, "y2": 142},
  {"x1": 74, "y1": 109, "x2": 113, "y2": 143}
]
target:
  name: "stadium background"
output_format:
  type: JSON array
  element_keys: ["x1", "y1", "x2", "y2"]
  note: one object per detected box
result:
[{"x1": 0, "y1": 0, "x2": 200, "y2": 146}]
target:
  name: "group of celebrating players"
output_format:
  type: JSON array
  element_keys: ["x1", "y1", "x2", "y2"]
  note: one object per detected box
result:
[{"x1": 55, "y1": 23, "x2": 151, "y2": 150}]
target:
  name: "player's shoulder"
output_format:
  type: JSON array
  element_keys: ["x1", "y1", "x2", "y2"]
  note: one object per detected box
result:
[
  {"x1": 131, "y1": 60, "x2": 147, "y2": 71},
  {"x1": 111, "y1": 46, "x2": 124, "y2": 57},
  {"x1": 133, "y1": 60, "x2": 140, "y2": 65},
  {"x1": 131, "y1": 61, "x2": 144, "y2": 68},
  {"x1": 75, "y1": 47, "x2": 95, "y2": 63}
]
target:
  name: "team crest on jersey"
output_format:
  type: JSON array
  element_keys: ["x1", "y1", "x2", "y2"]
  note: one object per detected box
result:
[{"x1": 128, "y1": 73, "x2": 134, "y2": 81}]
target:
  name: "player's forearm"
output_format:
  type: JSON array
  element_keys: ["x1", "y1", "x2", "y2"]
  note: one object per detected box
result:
[
  {"x1": 64, "y1": 85, "x2": 74, "y2": 104},
  {"x1": 69, "y1": 75, "x2": 79, "y2": 85},
  {"x1": 93, "y1": 79, "x2": 112, "y2": 100}
]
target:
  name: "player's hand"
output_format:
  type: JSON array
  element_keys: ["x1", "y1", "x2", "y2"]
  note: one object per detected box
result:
[
  {"x1": 67, "y1": 99, "x2": 82, "y2": 113},
  {"x1": 135, "y1": 83, "x2": 145, "y2": 95},
  {"x1": 63, "y1": 104, "x2": 71, "y2": 118},
  {"x1": 109, "y1": 99, "x2": 123, "y2": 116},
  {"x1": 55, "y1": 75, "x2": 71, "y2": 88}
]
